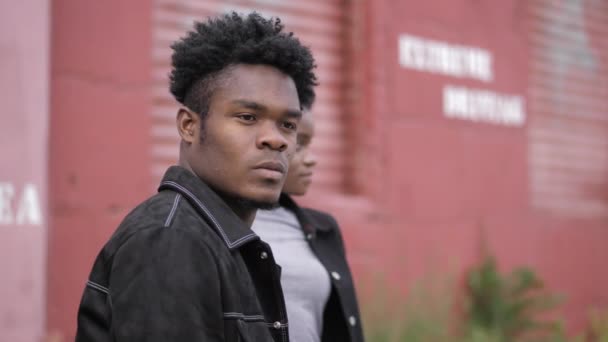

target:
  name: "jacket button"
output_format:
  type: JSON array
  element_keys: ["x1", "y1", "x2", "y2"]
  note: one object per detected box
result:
[
  {"x1": 260, "y1": 251, "x2": 268, "y2": 260},
  {"x1": 348, "y1": 315, "x2": 357, "y2": 327},
  {"x1": 331, "y1": 271, "x2": 341, "y2": 280},
  {"x1": 273, "y1": 321, "x2": 282, "y2": 329},
  {"x1": 306, "y1": 233, "x2": 314, "y2": 241}
]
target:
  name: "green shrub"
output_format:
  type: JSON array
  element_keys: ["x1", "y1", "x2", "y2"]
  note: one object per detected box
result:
[
  {"x1": 464, "y1": 256, "x2": 566, "y2": 342},
  {"x1": 363, "y1": 273, "x2": 457, "y2": 342},
  {"x1": 362, "y1": 255, "x2": 595, "y2": 342},
  {"x1": 587, "y1": 309, "x2": 608, "y2": 342}
]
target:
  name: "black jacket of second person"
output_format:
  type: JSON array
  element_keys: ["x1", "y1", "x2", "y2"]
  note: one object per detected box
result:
[{"x1": 280, "y1": 194, "x2": 365, "y2": 342}]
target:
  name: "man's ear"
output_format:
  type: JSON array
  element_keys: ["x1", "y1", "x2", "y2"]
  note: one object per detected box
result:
[{"x1": 177, "y1": 107, "x2": 198, "y2": 143}]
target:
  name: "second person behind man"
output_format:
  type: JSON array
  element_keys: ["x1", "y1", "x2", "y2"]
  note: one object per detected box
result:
[{"x1": 252, "y1": 112, "x2": 365, "y2": 342}]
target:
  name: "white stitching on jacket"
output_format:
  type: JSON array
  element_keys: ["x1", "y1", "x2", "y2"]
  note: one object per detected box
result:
[
  {"x1": 223, "y1": 312, "x2": 266, "y2": 322},
  {"x1": 161, "y1": 181, "x2": 258, "y2": 248},
  {"x1": 164, "y1": 194, "x2": 182, "y2": 227},
  {"x1": 86, "y1": 280, "x2": 109, "y2": 294}
]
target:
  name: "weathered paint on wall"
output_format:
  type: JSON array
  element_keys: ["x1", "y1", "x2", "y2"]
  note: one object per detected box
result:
[
  {"x1": 308, "y1": 0, "x2": 608, "y2": 333},
  {"x1": 0, "y1": 1, "x2": 50, "y2": 341},
  {"x1": 46, "y1": 0, "x2": 153, "y2": 339}
]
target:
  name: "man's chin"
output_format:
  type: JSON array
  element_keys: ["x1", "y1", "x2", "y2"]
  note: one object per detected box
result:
[
  {"x1": 242, "y1": 198, "x2": 279, "y2": 210},
  {"x1": 238, "y1": 191, "x2": 281, "y2": 210},
  {"x1": 219, "y1": 190, "x2": 280, "y2": 211}
]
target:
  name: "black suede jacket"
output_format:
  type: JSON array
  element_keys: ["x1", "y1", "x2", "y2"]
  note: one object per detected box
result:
[
  {"x1": 280, "y1": 194, "x2": 365, "y2": 342},
  {"x1": 76, "y1": 166, "x2": 289, "y2": 342}
]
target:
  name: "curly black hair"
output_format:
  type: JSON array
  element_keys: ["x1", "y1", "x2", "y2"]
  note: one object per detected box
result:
[{"x1": 170, "y1": 12, "x2": 317, "y2": 117}]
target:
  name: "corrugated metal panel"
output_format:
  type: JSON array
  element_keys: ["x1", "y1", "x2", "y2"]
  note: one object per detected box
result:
[
  {"x1": 0, "y1": 1, "x2": 49, "y2": 340},
  {"x1": 527, "y1": 0, "x2": 608, "y2": 218},
  {"x1": 151, "y1": 0, "x2": 347, "y2": 192}
]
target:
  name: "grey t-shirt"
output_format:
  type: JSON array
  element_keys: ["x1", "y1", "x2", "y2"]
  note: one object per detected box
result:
[{"x1": 252, "y1": 207, "x2": 331, "y2": 342}]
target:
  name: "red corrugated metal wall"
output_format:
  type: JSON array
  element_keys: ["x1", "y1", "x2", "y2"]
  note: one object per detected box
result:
[
  {"x1": 43, "y1": 0, "x2": 608, "y2": 339},
  {"x1": 47, "y1": 1, "x2": 153, "y2": 339},
  {"x1": 330, "y1": 0, "x2": 608, "y2": 334},
  {"x1": 151, "y1": 0, "x2": 348, "y2": 194},
  {"x1": 0, "y1": 1, "x2": 49, "y2": 341},
  {"x1": 528, "y1": 0, "x2": 608, "y2": 218}
]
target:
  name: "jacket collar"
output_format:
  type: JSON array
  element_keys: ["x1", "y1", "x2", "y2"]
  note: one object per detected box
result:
[
  {"x1": 158, "y1": 166, "x2": 259, "y2": 250},
  {"x1": 279, "y1": 193, "x2": 333, "y2": 234}
]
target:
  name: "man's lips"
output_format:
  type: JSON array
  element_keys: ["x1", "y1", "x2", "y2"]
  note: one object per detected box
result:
[
  {"x1": 253, "y1": 161, "x2": 286, "y2": 173},
  {"x1": 252, "y1": 161, "x2": 286, "y2": 180}
]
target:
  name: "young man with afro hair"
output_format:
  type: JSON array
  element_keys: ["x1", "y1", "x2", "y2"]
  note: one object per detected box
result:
[{"x1": 76, "y1": 12, "x2": 317, "y2": 342}]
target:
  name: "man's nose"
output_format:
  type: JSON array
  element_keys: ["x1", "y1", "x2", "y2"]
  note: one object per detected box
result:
[{"x1": 257, "y1": 123, "x2": 289, "y2": 152}]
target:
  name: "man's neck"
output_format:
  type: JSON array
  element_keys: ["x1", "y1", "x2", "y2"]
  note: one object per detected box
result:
[
  {"x1": 220, "y1": 197, "x2": 257, "y2": 227},
  {"x1": 177, "y1": 157, "x2": 267, "y2": 227}
]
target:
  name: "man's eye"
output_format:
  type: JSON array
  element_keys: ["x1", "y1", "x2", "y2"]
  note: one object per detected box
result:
[{"x1": 237, "y1": 114, "x2": 256, "y2": 122}]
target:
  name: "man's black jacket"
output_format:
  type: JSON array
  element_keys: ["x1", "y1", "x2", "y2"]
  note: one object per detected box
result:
[
  {"x1": 280, "y1": 194, "x2": 365, "y2": 342},
  {"x1": 76, "y1": 166, "x2": 289, "y2": 342}
]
